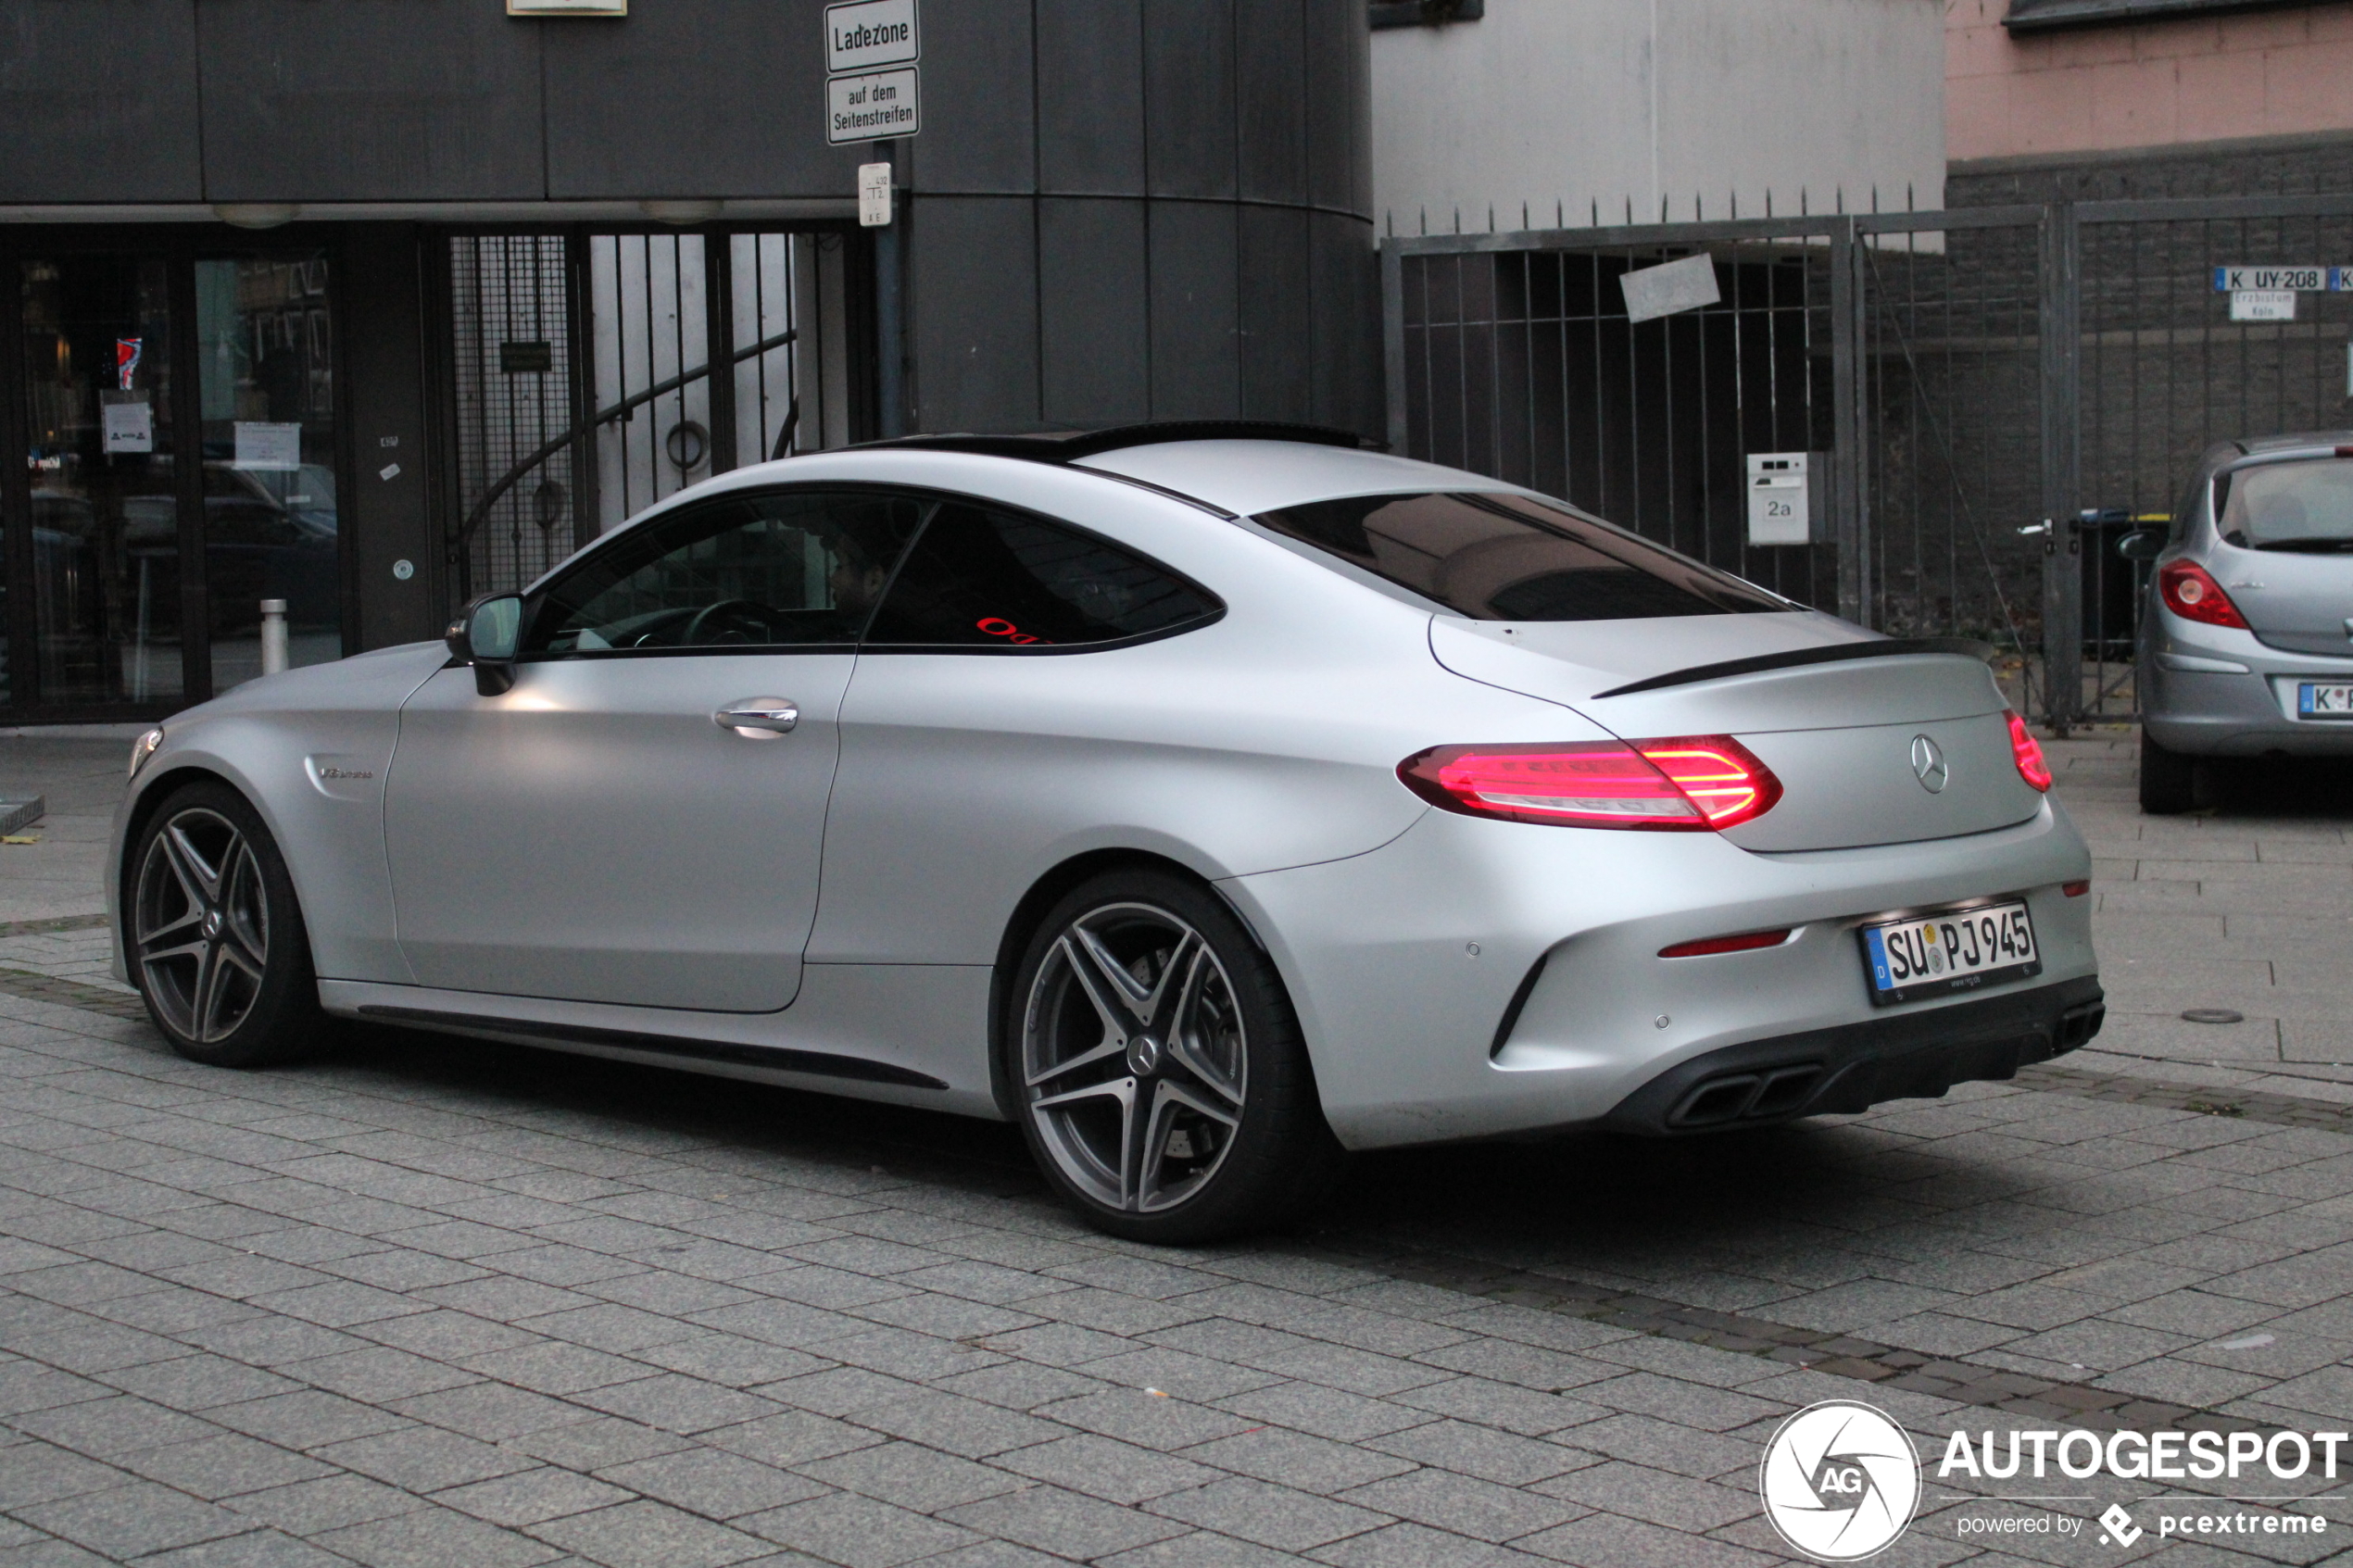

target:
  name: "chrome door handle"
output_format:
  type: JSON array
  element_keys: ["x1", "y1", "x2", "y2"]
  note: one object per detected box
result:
[{"x1": 715, "y1": 697, "x2": 799, "y2": 738}]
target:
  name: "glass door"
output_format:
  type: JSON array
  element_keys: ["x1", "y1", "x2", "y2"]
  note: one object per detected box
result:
[
  {"x1": 195, "y1": 255, "x2": 342, "y2": 692},
  {"x1": 19, "y1": 254, "x2": 184, "y2": 706}
]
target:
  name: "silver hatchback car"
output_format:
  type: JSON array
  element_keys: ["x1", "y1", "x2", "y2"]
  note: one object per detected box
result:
[{"x1": 2133, "y1": 433, "x2": 2353, "y2": 813}]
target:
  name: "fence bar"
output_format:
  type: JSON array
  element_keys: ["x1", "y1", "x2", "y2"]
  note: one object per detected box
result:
[
  {"x1": 703, "y1": 237, "x2": 738, "y2": 476},
  {"x1": 2038, "y1": 202, "x2": 2083, "y2": 734},
  {"x1": 2080, "y1": 192, "x2": 2353, "y2": 225},
  {"x1": 1829, "y1": 218, "x2": 1865, "y2": 625}
]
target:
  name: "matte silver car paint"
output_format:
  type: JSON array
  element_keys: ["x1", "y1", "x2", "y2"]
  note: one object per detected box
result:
[
  {"x1": 107, "y1": 642, "x2": 451, "y2": 987},
  {"x1": 384, "y1": 652, "x2": 855, "y2": 1011},
  {"x1": 111, "y1": 438, "x2": 2097, "y2": 1151},
  {"x1": 1227, "y1": 802, "x2": 2092, "y2": 1148}
]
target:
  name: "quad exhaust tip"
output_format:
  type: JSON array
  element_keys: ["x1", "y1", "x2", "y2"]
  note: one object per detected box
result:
[{"x1": 1665, "y1": 998, "x2": 2105, "y2": 1130}]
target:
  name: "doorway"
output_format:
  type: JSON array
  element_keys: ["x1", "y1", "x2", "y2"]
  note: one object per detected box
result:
[{"x1": 6, "y1": 237, "x2": 348, "y2": 719}]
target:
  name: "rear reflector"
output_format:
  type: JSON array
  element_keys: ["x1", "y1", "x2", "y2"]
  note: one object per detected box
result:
[
  {"x1": 2008, "y1": 712, "x2": 2053, "y2": 792},
  {"x1": 2062, "y1": 880, "x2": 2090, "y2": 897},
  {"x1": 1398, "y1": 736, "x2": 1781, "y2": 831},
  {"x1": 1659, "y1": 928, "x2": 1793, "y2": 959}
]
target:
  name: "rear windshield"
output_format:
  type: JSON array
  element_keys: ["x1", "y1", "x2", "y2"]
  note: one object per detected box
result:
[
  {"x1": 1251, "y1": 491, "x2": 1786, "y2": 620},
  {"x1": 2217, "y1": 458, "x2": 2353, "y2": 552}
]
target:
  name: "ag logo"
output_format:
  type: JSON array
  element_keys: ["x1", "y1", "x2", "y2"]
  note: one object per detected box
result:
[{"x1": 1759, "y1": 1399, "x2": 1920, "y2": 1561}]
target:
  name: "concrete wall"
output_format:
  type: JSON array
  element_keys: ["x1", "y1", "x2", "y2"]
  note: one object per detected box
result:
[
  {"x1": 1948, "y1": 0, "x2": 2353, "y2": 164},
  {"x1": 1371, "y1": 0, "x2": 1945, "y2": 236},
  {"x1": 0, "y1": 0, "x2": 1378, "y2": 439}
]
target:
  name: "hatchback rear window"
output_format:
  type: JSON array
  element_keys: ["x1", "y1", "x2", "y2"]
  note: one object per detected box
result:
[
  {"x1": 2217, "y1": 458, "x2": 2353, "y2": 553},
  {"x1": 1251, "y1": 491, "x2": 1786, "y2": 620}
]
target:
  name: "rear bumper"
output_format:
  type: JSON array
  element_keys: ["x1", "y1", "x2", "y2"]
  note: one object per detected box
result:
[
  {"x1": 1595, "y1": 975, "x2": 2104, "y2": 1135},
  {"x1": 2142, "y1": 608, "x2": 2353, "y2": 757},
  {"x1": 1226, "y1": 798, "x2": 2095, "y2": 1151}
]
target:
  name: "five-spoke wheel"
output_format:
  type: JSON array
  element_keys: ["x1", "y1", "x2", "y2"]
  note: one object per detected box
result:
[
  {"x1": 135, "y1": 806, "x2": 271, "y2": 1043},
  {"x1": 1011, "y1": 870, "x2": 1343, "y2": 1242},
  {"x1": 128, "y1": 783, "x2": 324, "y2": 1068}
]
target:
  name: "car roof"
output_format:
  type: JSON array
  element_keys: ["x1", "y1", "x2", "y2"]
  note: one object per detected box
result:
[
  {"x1": 1076, "y1": 440, "x2": 1514, "y2": 517},
  {"x1": 846, "y1": 420, "x2": 1518, "y2": 517},
  {"x1": 2225, "y1": 431, "x2": 2353, "y2": 460}
]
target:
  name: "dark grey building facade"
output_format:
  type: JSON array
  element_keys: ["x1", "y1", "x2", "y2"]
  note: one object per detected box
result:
[{"x1": 0, "y1": 0, "x2": 1377, "y2": 721}]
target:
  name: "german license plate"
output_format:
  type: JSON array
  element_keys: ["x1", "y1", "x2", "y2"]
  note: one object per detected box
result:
[
  {"x1": 1860, "y1": 900, "x2": 2039, "y2": 1006},
  {"x1": 2298, "y1": 683, "x2": 2353, "y2": 719}
]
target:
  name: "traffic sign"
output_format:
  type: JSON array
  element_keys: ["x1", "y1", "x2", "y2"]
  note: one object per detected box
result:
[
  {"x1": 824, "y1": 0, "x2": 919, "y2": 144},
  {"x1": 827, "y1": 69, "x2": 919, "y2": 144},
  {"x1": 825, "y1": 0, "x2": 917, "y2": 73}
]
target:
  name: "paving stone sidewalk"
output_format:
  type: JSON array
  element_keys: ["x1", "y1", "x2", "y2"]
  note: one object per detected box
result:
[{"x1": 0, "y1": 732, "x2": 2341, "y2": 1567}]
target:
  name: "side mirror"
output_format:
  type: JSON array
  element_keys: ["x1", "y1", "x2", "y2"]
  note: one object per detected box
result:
[
  {"x1": 2116, "y1": 529, "x2": 2168, "y2": 562},
  {"x1": 447, "y1": 593, "x2": 524, "y2": 696}
]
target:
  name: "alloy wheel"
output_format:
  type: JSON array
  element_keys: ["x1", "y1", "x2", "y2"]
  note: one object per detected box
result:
[
  {"x1": 134, "y1": 808, "x2": 271, "y2": 1044},
  {"x1": 1021, "y1": 901, "x2": 1248, "y2": 1213}
]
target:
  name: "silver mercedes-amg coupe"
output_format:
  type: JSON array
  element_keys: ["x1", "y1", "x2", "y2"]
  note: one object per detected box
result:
[{"x1": 109, "y1": 424, "x2": 2103, "y2": 1241}]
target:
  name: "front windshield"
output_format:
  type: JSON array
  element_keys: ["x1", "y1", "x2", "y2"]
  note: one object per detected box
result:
[{"x1": 2218, "y1": 458, "x2": 2353, "y2": 552}]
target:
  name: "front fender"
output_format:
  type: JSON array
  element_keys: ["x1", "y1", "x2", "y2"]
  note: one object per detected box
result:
[{"x1": 111, "y1": 645, "x2": 448, "y2": 986}]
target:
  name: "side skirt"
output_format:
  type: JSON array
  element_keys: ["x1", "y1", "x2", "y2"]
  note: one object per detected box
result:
[{"x1": 354, "y1": 1004, "x2": 947, "y2": 1089}]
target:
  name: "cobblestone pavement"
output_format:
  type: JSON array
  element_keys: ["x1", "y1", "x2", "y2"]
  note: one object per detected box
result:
[{"x1": 0, "y1": 734, "x2": 2343, "y2": 1566}]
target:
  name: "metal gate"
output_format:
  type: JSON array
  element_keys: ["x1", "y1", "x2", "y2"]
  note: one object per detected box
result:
[
  {"x1": 442, "y1": 226, "x2": 868, "y2": 606},
  {"x1": 1384, "y1": 193, "x2": 2353, "y2": 729}
]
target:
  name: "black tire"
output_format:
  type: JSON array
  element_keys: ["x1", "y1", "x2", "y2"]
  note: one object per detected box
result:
[
  {"x1": 126, "y1": 782, "x2": 327, "y2": 1068},
  {"x1": 1006, "y1": 868, "x2": 1347, "y2": 1244},
  {"x1": 2139, "y1": 729, "x2": 2198, "y2": 815}
]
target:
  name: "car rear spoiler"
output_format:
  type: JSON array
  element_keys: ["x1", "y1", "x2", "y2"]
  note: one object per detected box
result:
[{"x1": 1591, "y1": 636, "x2": 1997, "y2": 699}]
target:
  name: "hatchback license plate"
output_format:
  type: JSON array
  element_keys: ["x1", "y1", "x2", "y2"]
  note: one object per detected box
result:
[
  {"x1": 2298, "y1": 683, "x2": 2353, "y2": 719},
  {"x1": 1861, "y1": 901, "x2": 2039, "y2": 1006}
]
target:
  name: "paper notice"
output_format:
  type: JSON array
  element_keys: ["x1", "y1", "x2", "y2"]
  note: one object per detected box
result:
[
  {"x1": 233, "y1": 421, "x2": 303, "y2": 471},
  {"x1": 101, "y1": 397, "x2": 154, "y2": 455}
]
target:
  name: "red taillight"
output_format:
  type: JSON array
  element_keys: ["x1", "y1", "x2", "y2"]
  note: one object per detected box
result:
[
  {"x1": 1659, "y1": 928, "x2": 1793, "y2": 959},
  {"x1": 2158, "y1": 560, "x2": 2248, "y2": 628},
  {"x1": 1398, "y1": 736, "x2": 1781, "y2": 832},
  {"x1": 2062, "y1": 880, "x2": 2090, "y2": 897},
  {"x1": 2007, "y1": 712, "x2": 2053, "y2": 792}
]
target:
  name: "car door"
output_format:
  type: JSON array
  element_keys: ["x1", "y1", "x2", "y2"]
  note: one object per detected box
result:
[{"x1": 384, "y1": 487, "x2": 922, "y2": 1011}]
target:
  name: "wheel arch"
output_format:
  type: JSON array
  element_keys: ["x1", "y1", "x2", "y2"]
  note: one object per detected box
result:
[
  {"x1": 986, "y1": 847, "x2": 1290, "y2": 1122},
  {"x1": 119, "y1": 763, "x2": 319, "y2": 972}
]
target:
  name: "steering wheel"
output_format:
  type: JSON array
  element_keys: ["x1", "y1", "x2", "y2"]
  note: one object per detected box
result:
[{"x1": 681, "y1": 598, "x2": 775, "y2": 646}]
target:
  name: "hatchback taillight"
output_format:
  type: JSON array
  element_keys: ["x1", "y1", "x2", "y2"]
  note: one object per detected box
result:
[
  {"x1": 1398, "y1": 736, "x2": 1781, "y2": 831},
  {"x1": 2007, "y1": 712, "x2": 2053, "y2": 792},
  {"x1": 2158, "y1": 560, "x2": 2248, "y2": 628}
]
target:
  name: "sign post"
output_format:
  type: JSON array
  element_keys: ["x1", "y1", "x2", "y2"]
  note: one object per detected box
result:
[{"x1": 825, "y1": 0, "x2": 920, "y2": 437}]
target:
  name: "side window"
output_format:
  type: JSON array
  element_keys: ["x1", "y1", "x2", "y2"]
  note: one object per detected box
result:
[
  {"x1": 526, "y1": 490, "x2": 922, "y2": 655},
  {"x1": 862, "y1": 501, "x2": 1220, "y2": 649}
]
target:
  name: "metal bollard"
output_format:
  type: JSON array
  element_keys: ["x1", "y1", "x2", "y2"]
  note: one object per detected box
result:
[{"x1": 259, "y1": 599, "x2": 289, "y2": 676}]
